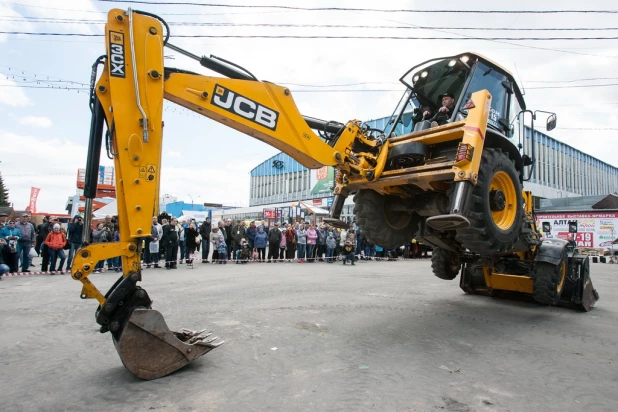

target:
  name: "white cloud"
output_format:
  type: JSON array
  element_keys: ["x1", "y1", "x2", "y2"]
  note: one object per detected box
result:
[
  {"x1": 0, "y1": 78, "x2": 32, "y2": 107},
  {"x1": 0, "y1": 130, "x2": 88, "y2": 212},
  {"x1": 18, "y1": 116, "x2": 52, "y2": 128}
]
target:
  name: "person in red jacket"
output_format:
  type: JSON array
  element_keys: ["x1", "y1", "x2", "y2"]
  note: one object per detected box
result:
[{"x1": 45, "y1": 224, "x2": 67, "y2": 274}]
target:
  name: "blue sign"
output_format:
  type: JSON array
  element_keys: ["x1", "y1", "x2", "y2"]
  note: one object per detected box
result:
[{"x1": 326, "y1": 197, "x2": 334, "y2": 206}]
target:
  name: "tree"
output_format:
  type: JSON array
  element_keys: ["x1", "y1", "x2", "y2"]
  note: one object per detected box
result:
[{"x1": 0, "y1": 171, "x2": 10, "y2": 207}]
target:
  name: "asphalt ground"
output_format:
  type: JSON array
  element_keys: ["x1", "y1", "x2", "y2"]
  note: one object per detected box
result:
[{"x1": 0, "y1": 258, "x2": 616, "y2": 412}]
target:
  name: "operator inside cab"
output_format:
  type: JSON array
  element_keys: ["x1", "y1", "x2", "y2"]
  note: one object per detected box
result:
[{"x1": 422, "y1": 93, "x2": 456, "y2": 127}]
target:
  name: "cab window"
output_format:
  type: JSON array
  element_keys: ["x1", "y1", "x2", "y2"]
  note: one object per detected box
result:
[{"x1": 463, "y1": 62, "x2": 508, "y2": 130}]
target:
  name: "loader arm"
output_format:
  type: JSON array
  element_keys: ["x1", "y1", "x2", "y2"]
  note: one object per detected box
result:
[{"x1": 71, "y1": 8, "x2": 389, "y2": 380}]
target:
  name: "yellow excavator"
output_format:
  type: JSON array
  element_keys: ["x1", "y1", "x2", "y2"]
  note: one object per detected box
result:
[{"x1": 73, "y1": 8, "x2": 598, "y2": 380}]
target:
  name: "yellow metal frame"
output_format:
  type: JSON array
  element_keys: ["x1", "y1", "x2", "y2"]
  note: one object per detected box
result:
[{"x1": 71, "y1": 9, "x2": 496, "y2": 304}]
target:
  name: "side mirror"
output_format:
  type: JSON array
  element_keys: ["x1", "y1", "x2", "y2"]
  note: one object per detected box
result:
[
  {"x1": 522, "y1": 154, "x2": 533, "y2": 167},
  {"x1": 546, "y1": 114, "x2": 557, "y2": 131}
]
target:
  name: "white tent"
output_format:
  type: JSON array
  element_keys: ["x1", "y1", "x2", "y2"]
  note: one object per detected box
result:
[
  {"x1": 178, "y1": 210, "x2": 210, "y2": 222},
  {"x1": 300, "y1": 201, "x2": 329, "y2": 215},
  {"x1": 93, "y1": 200, "x2": 117, "y2": 218}
]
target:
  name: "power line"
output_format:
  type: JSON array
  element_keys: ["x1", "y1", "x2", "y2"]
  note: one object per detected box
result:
[
  {"x1": 5, "y1": 31, "x2": 618, "y2": 41},
  {"x1": 526, "y1": 77, "x2": 618, "y2": 83},
  {"x1": 94, "y1": 1, "x2": 618, "y2": 14},
  {"x1": 4, "y1": 16, "x2": 618, "y2": 32}
]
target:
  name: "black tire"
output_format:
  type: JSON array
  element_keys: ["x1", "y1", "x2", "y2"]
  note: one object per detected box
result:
[
  {"x1": 431, "y1": 247, "x2": 461, "y2": 280},
  {"x1": 354, "y1": 189, "x2": 420, "y2": 249},
  {"x1": 533, "y1": 257, "x2": 567, "y2": 306},
  {"x1": 456, "y1": 148, "x2": 524, "y2": 255}
]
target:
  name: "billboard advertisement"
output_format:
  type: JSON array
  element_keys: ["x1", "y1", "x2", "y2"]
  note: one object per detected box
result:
[
  {"x1": 310, "y1": 166, "x2": 335, "y2": 195},
  {"x1": 535, "y1": 212, "x2": 618, "y2": 249}
]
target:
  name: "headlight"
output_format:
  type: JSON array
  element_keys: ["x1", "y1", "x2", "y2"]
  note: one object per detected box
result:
[{"x1": 460, "y1": 55, "x2": 469, "y2": 63}]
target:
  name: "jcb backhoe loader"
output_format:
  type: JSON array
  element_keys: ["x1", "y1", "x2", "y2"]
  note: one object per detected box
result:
[{"x1": 73, "y1": 8, "x2": 598, "y2": 380}]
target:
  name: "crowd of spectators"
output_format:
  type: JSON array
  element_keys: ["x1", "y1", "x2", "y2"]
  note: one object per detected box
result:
[{"x1": 0, "y1": 211, "x2": 423, "y2": 277}]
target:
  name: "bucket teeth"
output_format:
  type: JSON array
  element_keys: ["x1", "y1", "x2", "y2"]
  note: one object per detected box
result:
[{"x1": 114, "y1": 309, "x2": 223, "y2": 380}]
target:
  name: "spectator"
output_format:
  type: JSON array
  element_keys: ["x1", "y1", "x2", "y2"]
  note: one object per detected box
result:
[
  {"x1": 103, "y1": 215, "x2": 116, "y2": 233},
  {"x1": 199, "y1": 217, "x2": 211, "y2": 263},
  {"x1": 225, "y1": 219, "x2": 233, "y2": 259},
  {"x1": 112, "y1": 226, "x2": 121, "y2": 272},
  {"x1": 210, "y1": 227, "x2": 222, "y2": 262},
  {"x1": 306, "y1": 224, "x2": 317, "y2": 263},
  {"x1": 0, "y1": 220, "x2": 21, "y2": 273},
  {"x1": 34, "y1": 215, "x2": 48, "y2": 256},
  {"x1": 178, "y1": 219, "x2": 187, "y2": 262},
  {"x1": 37, "y1": 216, "x2": 54, "y2": 271},
  {"x1": 316, "y1": 225, "x2": 327, "y2": 262},
  {"x1": 0, "y1": 212, "x2": 8, "y2": 230},
  {"x1": 342, "y1": 240, "x2": 355, "y2": 265},
  {"x1": 0, "y1": 238, "x2": 10, "y2": 279},
  {"x1": 15, "y1": 213, "x2": 36, "y2": 273},
  {"x1": 296, "y1": 224, "x2": 307, "y2": 263},
  {"x1": 92, "y1": 223, "x2": 109, "y2": 273},
  {"x1": 364, "y1": 240, "x2": 375, "y2": 261},
  {"x1": 285, "y1": 225, "x2": 297, "y2": 261},
  {"x1": 149, "y1": 219, "x2": 162, "y2": 269},
  {"x1": 216, "y1": 228, "x2": 228, "y2": 264},
  {"x1": 45, "y1": 224, "x2": 67, "y2": 274},
  {"x1": 279, "y1": 225, "x2": 287, "y2": 261},
  {"x1": 375, "y1": 245, "x2": 384, "y2": 260},
  {"x1": 245, "y1": 221, "x2": 257, "y2": 248},
  {"x1": 66, "y1": 215, "x2": 83, "y2": 270},
  {"x1": 144, "y1": 217, "x2": 160, "y2": 268},
  {"x1": 231, "y1": 220, "x2": 245, "y2": 261},
  {"x1": 326, "y1": 232, "x2": 337, "y2": 263},
  {"x1": 267, "y1": 222, "x2": 282, "y2": 263},
  {"x1": 163, "y1": 217, "x2": 179, "y2": 269},
  {"x1": 254, "y1": 226, "x2": 268, "y2": 262},
  {"x1": 355, "y1": 229, "x2": 365, "y2": 259},
  {"x1": 185, "y1": 222, "x2": 199, "y2": 264},
  {"x1": 238, "y1": 238, "x2": 251, "y2": 264}
]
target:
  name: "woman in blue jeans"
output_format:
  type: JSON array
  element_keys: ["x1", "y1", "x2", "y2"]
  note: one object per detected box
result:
[{"x1": 296, "y1": 225, "x2": 307, "y2": 263}]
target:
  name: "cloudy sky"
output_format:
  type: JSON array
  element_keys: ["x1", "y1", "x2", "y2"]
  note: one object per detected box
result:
[{"x1": 1, "y1": 0, "x2": 617, "y2": 213}]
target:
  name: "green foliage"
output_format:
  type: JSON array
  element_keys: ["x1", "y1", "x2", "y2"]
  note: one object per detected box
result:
[{"x1": 0, "y1": 171, "x2": 10, "y2": 207}]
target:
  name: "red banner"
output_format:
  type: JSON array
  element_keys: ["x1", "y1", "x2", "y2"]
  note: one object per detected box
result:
[{"x1": 27, "y1": 187, "x2": 40, "y2": 213}]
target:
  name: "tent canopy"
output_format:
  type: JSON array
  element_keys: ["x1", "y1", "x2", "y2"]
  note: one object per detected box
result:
[
  {"x1": 92, "y1": 200, "x2": 117, "y2": 218},
  {"x1": 300, "y1": 201, "x2": 329, "y2": 215},
  {"x1": 178, "y1": 210, "x2": 210, "y2": 221}
]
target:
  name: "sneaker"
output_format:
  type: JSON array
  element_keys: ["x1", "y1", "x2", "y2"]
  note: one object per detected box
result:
[{"x1": 154, "y1": 264, "x2": 161, "y2": 268}]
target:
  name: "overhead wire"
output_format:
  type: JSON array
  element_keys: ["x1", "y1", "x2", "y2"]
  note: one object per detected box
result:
[
  {"x1": 4, "y1": 16, "x2": 618, "y2": 32},
  {"x1": 4, "y1": 31, "x2": 618, "y2": 41},
  {"x1": 93, "y1": 1, "x2": 618, "y2": 14}
]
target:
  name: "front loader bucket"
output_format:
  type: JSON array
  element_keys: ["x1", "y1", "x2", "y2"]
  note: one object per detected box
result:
[{"x1": 113, "y1": 309, "x2": 223, "y2": 380}]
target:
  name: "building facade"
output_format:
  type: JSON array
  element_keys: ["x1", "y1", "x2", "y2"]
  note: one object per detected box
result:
[{"x1": 246, "y1": 117, "x2": 618, "y2": 226}]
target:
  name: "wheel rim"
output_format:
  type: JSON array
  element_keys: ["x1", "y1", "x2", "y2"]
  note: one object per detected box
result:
[
  {"x1": 489, "y1": 170, "x2": 517, "y2": 230},
  {"x1": 557, "y1": 262, "x2": 566, "y2": 293},
  {"x1": 384, "y1": 200, "x2": 412, "y2": 230}
]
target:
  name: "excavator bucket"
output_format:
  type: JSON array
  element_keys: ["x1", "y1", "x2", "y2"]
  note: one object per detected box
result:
[
  {"x1": 95, "y1": 273, "x2": 223, "y2": 380},
  {"x1": 113, "y1": 309, "x2": 223, "y2": 380}
]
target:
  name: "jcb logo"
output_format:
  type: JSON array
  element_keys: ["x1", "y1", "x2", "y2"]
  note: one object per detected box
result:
[
  {"x1": 109, "y1": 31, "x2": 125, "y2": 78},
  {"x1": 211, "y1": 84, "x2": 279, "y2": 130}
]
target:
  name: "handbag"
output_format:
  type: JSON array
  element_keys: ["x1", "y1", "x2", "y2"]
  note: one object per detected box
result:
[
  {"x1": 196, "y1": 234, "x2": 202, "y2": 244},
  {"x1": 252, "y1": 248, "x2": 259, "y2": 259}
]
